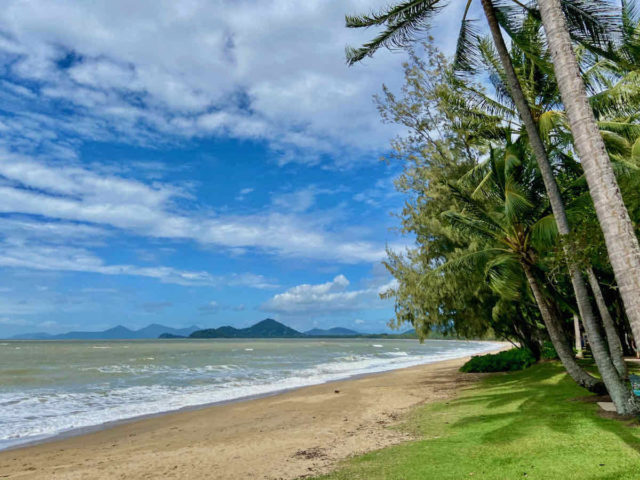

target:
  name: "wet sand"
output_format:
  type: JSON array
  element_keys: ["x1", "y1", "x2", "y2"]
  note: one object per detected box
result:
[{"x1": 0, "y1": 351, "x2": 502, "y2": 479}]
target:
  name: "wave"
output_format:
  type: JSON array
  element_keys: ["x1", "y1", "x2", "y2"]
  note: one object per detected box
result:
[{"x1": 0, "y1": 340, "x2": 500, "y2": 450}]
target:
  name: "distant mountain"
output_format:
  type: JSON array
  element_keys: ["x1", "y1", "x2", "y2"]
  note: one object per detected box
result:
[
  {"x1": 9, "y1": 332, "x2": 54, "y2": 340},
  {"x1": 190, "y1": 319, "x2": 304, "y2": 339},
  {"x1": 304, "y1": 327, "x2": 361, "y2": 336},
  {"x1": 135, "y1": 324, "x2": 200, "y2": 338},
  {"x1": 6, "y1": 320, "x2": 428, "y2": 341},
  {"x1": 9, "y1": 324, "x2": 201, "y2": 340}
]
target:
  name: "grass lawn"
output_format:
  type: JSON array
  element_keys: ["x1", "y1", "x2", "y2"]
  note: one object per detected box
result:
[{"x1": 316, "y1": 362, "x2": 640, "y2": 480}]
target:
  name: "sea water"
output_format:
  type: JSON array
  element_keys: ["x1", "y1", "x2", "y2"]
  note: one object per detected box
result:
[{"x1": 0, "y1": 338, "x2": 498, "y2": 450}]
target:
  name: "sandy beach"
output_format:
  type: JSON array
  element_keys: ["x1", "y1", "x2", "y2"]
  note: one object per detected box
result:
[{"x1": 0, "y1": 353, "x2": 497, "y2": 480}]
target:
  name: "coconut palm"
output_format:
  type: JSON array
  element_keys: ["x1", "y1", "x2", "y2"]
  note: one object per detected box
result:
[
  {"x1": 536, "y1": 0, "x2": 640, "y2": 353},
  {"x1": 465, "y1": 17, "x2": 634, "y2": 379},
  {"x1": 462, "y1": 1, "x2": 636, "y2": 411},
  {"x1": 441, "y1": 143, "x2": 604, "y2": 392},
  {"x1": 346, "y1": 0, "x2": 637, "y2": 411}
]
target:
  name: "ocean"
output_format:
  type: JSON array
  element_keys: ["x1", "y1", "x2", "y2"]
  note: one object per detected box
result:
[{"x1": 0, "y1": 338, "x2": 499, "y2": 450}]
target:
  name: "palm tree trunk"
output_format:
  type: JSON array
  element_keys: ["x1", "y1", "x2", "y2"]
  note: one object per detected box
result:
[
  {"x1": 521, "y1": 261, "x2": 604, "y2": 393},
  {"x1": 573, "y1": 314, "x2": 583, "y2": 358},
  {"x1": 482, "y1": 0, "x2": 637, "y2": 414},
  {"x1": 537, "y1": 0, "x2": 640, "y2": 348},
  {"x1": 587, "y1": 267, "x2": 628, "y2": 378},
  {"x1": 566, "y1": 271, "x2": 637, "y2": 413}
]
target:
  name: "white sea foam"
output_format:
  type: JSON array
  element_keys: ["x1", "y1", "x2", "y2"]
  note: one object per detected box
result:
[{"x1": 0, "y1": 339, "x2": 500, "y2": 450}]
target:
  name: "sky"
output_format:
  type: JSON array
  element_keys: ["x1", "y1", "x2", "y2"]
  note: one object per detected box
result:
[{"x1": 0, "y1": 0, "x2": 473, "y2": 337}]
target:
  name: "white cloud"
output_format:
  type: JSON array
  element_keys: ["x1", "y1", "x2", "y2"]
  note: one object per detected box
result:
[
  {"x1": 0, "y1": 236, "x2": 276, "y2": 288},
  {"x1": 0, "y1": 241, "x2": 206, "y2": 286},
  {"x1": 270, "y1": 185, "x2": 341, "y2": 213},
  {"x1": 0, "y1": 0, "x2": 419, "y2": 163},
  {"x1": 0, "y1": 216, "x2": 109, "y2": 245},
  {"x1": 261, "y1": 274, "x2": 396, "y2": 315},
  {"x1": 0, "y1": 1, "x2": 426, "y2": 294},
  {"x1": 235, "y1": 187, "x2": 254, "y2": 201},
  {"x1": 0, "y1": 153, "x2": 387, "y2": 264}
]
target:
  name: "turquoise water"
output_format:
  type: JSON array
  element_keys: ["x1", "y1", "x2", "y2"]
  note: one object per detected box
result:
[{"x1": 0, "y1": 338, "x2": 498, "y2": 450}]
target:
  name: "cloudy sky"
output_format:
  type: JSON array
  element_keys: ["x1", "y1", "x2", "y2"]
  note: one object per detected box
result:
[{"x1": 0, "y1": 0, "x2": 472, "y2": 336}]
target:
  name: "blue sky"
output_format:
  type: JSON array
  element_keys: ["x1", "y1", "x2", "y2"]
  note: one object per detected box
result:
[{"x1": 0, "y1": 0, "x2": 472, "y2": 336}]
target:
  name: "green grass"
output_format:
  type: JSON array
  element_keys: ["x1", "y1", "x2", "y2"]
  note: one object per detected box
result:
[{"x1": 316, "y1": 363, "x2": 640, "y2": 480}]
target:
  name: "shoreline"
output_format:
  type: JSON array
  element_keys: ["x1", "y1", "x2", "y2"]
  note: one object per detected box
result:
[
  {"x1": 1, "y1": 339, "x2": 503, "y2": 453},
  {"x1": 0, "y1": 343, "x2": 508, "y2": 479},
  {"x1": 0, "y1": 344, "x2": 510, "y2": 480}
]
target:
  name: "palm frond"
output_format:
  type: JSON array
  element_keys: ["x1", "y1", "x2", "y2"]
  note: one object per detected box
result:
[
  {"x1": 493, "y1": 5, "x2": 555, "y2": 76},
  {"x1": 442, "y1": 210, "x2": 501, "y2": 242},
  {"x1": 504, "y1": 148, "x2": 522, "y2": 176},
  {"x1": 497, "y1": 0, "x2": 626, "y2": 69},
  {"x1": 559, "y1": 0, "x2": 619, "y2": 46},
  {"x1": 538, "y1": 110, "x2": 567, "y2": 142},
  {"x1": 454, "y1": 18, "x2": 482, "y2": 73},
  {"x1": 620, "y1": 0, "x2": 640, "y2": 66},
  {"x1": 529, "y1": 214, "x2": 559, "y2": 250},
  {"x1": 600, "y1": 130, "x2": 632, "y2": 158},
  {"x1": 470, "y1": 172, "x2": 495, "y2": 200},
  {"x1": 345, "y1": 0, "x2": 448, "y2": 65},
  {"x1": 458, "y1": 158, "x2": 490, "y2": 188},
  {"x1": 632, "y1": 136, "x2": 640, "y2": 164},
  {"x1": 453, "y1": 0, "x2": 480, "y2": 74},
  {"x1": 504, "y1": 178, "x2": 533, "y2": 222},
  {"x1": 435, "y1": 247, "x2": 506, "y2": 274},
  {"x1": 590, "y1": 71, "x2": 640, "y2": 118},
  {"x1": 461, "y1": 84, "x2": 517, "y2": 118},
  {"x1": 598, "y1": 120, "x2": 640, "y2": 141},
  {"x1": 485, "y1": 254, "x2": 524, "y2": 300}
]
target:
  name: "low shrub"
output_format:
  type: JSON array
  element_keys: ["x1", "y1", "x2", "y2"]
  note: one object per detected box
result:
[
  {"x1": 460, "y1": 348, "x2": 536, "y2": 373},
  {"x1": 541, "y1": 341, "x2": 559, "y2": 360}
]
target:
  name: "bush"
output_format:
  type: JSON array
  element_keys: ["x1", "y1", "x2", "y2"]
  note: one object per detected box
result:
[
  {"x1": 460, "y1": 348, "x2": 536, "y2": 373},
  {"x1": 541, "y1": 341, "x2": 559, "y2": 360}
]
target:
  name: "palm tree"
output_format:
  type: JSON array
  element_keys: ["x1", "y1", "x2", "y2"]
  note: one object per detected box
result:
[
  {"x1": 346, "y1": 0, "x2": 636, "y2": 410},
  {"x1": 476, "y1": 1, "x2": 635, "y2": 404},
  {"x1": 587, "y1": 268, "x2": 628, "y2": 377},
  {"x1": 536, "y1": 0, "x2": 640, "y2": 352},
  {"x1": 442, "y1": 144, "x2": 604, "y2": 392},
  {"x1": 473, "y1": 8, "x2": 631, "y2": 380}
]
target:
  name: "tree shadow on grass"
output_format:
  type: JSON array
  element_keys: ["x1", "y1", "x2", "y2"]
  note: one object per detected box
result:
[
  {"x1": 447, "y1": 363, "x2": 640, "y2": 454},
  {"x1": 585, "y1": 471, "x2": 640, "y2": 480}
]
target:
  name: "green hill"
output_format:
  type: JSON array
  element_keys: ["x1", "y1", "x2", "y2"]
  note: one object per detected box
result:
[{"x1": 189, "y1": 319, "x2": 305, "y2": 338}]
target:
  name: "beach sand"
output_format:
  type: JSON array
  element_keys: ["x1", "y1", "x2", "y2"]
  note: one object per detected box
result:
[{"x1": 0, "y1": 353, "x2": 498, "y2": 479}]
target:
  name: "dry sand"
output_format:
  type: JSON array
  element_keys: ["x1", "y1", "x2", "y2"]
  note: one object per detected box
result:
[{"x1": 0, "y1": 352, "x2": 499, "y2": 480}]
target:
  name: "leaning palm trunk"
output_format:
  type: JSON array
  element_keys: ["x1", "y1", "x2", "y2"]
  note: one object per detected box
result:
[
  {"x1": 521, "y1": 261, "x2": 604, "y2": 393},
  {"x1": 587, "y1": 268, "x2": 628, "y2": 378},
  {"x1": 573, "y1": 314, "x2": 583, "y2": 358},
  {"x1": 537, "y1": 0, "x2": 640, "y2": 354},
  {"x1": 482, "y1": 0, "x2": 637, "y2": 414}
]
